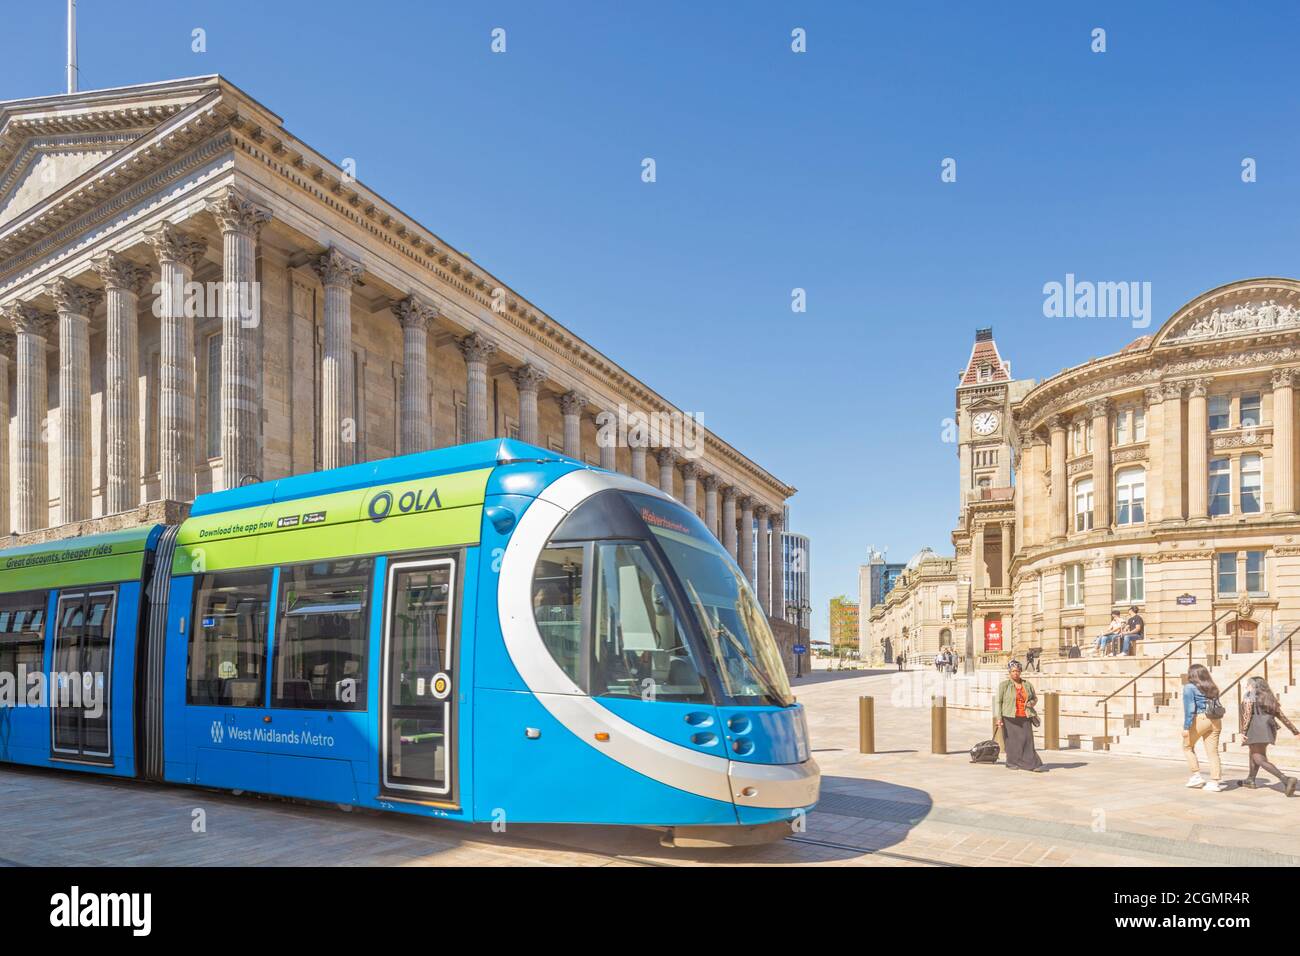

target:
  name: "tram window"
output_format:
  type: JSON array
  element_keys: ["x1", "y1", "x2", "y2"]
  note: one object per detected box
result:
[
  {"x1": 272, "y1": 558, "x2": 372, "y2": 710},
  {"x1": 188, "y1": 570, "x2": 271, "y2": 707},
  {"x1": 0, "y1": 591, "x2": 47, "y2": 681},
  {"x1": 591, "y1": 542, "x2": 707, "y2": 702},
  {"x1": 532, "y1": 546, "x2": 585, "y2": 686}
]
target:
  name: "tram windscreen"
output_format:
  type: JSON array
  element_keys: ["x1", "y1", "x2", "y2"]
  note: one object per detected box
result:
[{"x1": 627, "y1": 493, "x2": 794, "y2": 707}]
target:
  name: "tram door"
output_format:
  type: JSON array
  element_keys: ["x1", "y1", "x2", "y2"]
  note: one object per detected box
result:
[
  {"x1": 381, "y1": 558, "x2": 457, "y2": 799},
  {"x1": 51, "y1": 589, "x2": 116, "y2": 761}
]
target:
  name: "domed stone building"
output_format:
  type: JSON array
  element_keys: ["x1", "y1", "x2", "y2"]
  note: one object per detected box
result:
[
  {"x1": 1002, "y1": 277, "x2": 1300, "y2": 658},
  {"x1": 862, "y1": 546, "x2": 958, "y2": 665}
]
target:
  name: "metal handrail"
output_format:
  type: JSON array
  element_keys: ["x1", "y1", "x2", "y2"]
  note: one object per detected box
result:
[
  {"x1": 1218, "y1": 622, "x2": 1300, "y2": 718},
  {"x1": 1095, "y1": 609, "x2": 1238, "y2": 745}
]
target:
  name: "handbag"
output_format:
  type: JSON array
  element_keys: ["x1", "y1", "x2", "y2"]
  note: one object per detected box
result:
[{"x1": 1204, "y1": 697, "x2": 1225, "y2": 720}]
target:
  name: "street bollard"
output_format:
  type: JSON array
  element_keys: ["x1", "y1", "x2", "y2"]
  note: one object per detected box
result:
[
  {"x1": 858, "y1": 696, "x2": 875, "y2": 754},
  {"x1": 1043, "y1": 691, "x2": 1059, "y2": 750},
  {"x1": 931, "y1": 695, "x2": 947, "y2": 755}
]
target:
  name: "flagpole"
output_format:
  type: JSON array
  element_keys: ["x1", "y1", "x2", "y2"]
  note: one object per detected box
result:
[{"x1": 66, "y1": 0, "x2": 77, "y2": 94}]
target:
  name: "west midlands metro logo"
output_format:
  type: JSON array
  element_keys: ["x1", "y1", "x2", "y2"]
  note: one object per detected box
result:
[{"x1": 210, "y1": 720, "x2": 224, "y2": 744}]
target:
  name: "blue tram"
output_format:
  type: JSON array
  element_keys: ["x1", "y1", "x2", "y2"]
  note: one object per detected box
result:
[{"x1": 0, "y1": 440, "x2": 818, "y2": 846}]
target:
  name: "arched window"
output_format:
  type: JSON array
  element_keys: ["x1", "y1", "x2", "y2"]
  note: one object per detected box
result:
[
  {"x1": 1115, "y1": 467, "x2": 1146, "y2": 525},
  {"x1": 1074, "y1": 478, "x2": 1094, "y2": 532},
  {"x1": 1240, "y1": 453, "x2": 1262, "y2": 513}
]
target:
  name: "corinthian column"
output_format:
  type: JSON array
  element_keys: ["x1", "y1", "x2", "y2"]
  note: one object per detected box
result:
[
  {"x1": 721, "y1": 485, "x2": 738, "y2": 557},
  {"x1": 768, "y1": 509, "x2": 786, "y2": 621},
  {"x1": 313, "y1": 247, "x2": 363, "y2": 470},
  {"x1": 630, "y1": 445, "x2": 647, "y2": 483},
  {"x1": 4, "y1": 304, "x2": 53, "y2": 533},
  {"x1": 560, "y1": 391, "x2": 587, "y2": 458},
  {"x1": 511, "y1": 364, "x2": 545, "y2": 446},
  {"x1": 1161, "y1": 380, "x2": 1186, "y2": 522},
  {"x1": 1089, "y1": 398, "x2": 1111, "y2": 531},
  {"x1": 392, "y1": 295, "x2": 438, "y2": 454},
  {"x1": 1272, "y1": 368, "x2": 1296, "y2": 516},
  {"x1": 1143, "y1": 386, "x2": 1165, "y2": 522},
  {"x1": 146, "y1": 223, "x2": 207, "y2": 503},
  {"x1": 703, "y1": 473, "x2": 719, "y2": 536},
  {"x1": 93, "y1": 253, "x2": 149, "y2": 514},
  {"x1": 1048, "y1": 415, "x2": 1067, "y2": 540},
  {"x1": 596, "y1": 404, "x2": 617, "y2": 470},
  {"x1": 656, "y1": 448, "x2": 677, "y2": 497},
  {"x1": 49, "y1": 277, "x2": 100, "y2": 523},
  {"x1": 457, "y1": 332, "x2": 497, "y2": 443},
  {"x1": 739, "y1": 495, "x2": 755, "y2": 583},
  {"x1": 755, "y1": 505, "x2": 771, "y2": 613},
  {"x1": 1187, "y1": 379, "x2": 1209, "y2": 519},
  {"x1": 0, "y1": 332, "x2": 12, "y2": 534},
  {"x1": 206, "y1": 187, "x2": 271, "y2": 489},
  {"x1": 681, "y1": 461, "x2": 698, "y2": 512}
]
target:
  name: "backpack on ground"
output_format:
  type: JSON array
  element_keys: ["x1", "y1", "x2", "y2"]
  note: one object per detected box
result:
[{"x1": 970, "y1": 739, "x2": 1000, "y2": 764}]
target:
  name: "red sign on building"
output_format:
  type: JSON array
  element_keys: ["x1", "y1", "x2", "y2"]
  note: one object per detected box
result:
[{"x1": 984, "y1": 618, "x2": 1003, "y2": 652}]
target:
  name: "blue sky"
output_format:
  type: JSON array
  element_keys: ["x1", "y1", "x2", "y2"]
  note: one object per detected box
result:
[{"x1": 3, "y1": 1, "x2": 1298, "y2": 641}]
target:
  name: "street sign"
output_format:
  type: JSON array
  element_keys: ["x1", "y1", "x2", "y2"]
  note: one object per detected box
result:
[
  {"x1": 1176, "y1": 593, "x2": 1197, "y2": 606},
  {"x1": 793, "y1": 644, "x2": 807, "y2": 655}
]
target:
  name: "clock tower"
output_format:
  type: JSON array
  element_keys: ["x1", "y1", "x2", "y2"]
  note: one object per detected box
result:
[
  {"x1": 955, "y1": 328, "x2": 1019, "y2": 514},
  {"x1": 951, "y1": 327, "x2": 1036, "y2": 661}
]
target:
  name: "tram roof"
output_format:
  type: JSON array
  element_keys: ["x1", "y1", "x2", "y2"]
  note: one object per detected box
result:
[{"x1": 189, "y1": 439, "x2": 585, "y2": 518}]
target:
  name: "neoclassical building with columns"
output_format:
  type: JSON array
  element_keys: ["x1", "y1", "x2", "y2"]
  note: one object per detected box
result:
[
  {"x1": 969, "y1": 277, "x2": 1300, "y2": 658},
  {"x1": 0, "y1": 76, "x2": 795, "y2": 635}
]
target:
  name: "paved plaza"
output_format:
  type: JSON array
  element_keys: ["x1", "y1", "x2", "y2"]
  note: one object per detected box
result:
[{"x1": 0, "y1": 666, "x2": 1295, "y2": 867}]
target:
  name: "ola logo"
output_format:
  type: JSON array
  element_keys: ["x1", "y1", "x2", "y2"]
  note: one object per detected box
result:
[
  {"x1": 368, "y1": 491, "x2": 393, "y2": 522},
  {"x1": 431, "y1": 672, "x2": 451, "y2": 700}
]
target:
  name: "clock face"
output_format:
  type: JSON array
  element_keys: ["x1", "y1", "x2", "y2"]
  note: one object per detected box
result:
[{"x1": 973, "y1": 411, "x2": 1000, "y2": 436}]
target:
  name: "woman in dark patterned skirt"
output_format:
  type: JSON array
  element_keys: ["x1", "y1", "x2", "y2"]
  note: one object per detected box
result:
[{"x1": 994, "y1": 659, "x2": 1044, "y2": 772}]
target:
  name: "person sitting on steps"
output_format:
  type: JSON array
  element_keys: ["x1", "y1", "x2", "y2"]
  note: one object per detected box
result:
[
  {"x1": 1119, "y1": 606, "x2": 1145, "y2": 656},
  {"x1": 1094, "y1": 611, "x2": 1124, "y2": 656}
]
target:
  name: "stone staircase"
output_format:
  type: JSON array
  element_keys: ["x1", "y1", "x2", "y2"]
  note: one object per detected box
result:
[{"x1": 941, "y1": 629, "x2": 1300, "y2": 771}]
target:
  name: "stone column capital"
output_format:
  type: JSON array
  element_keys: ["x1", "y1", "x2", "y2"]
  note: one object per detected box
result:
[
  {"x1": 1086, "y1": 397, "x2": 1111, "y2": 420},
  {"x1": 1161, "y1": 379, "x2": 1187, "y2": 400},
  {"x1": 313, "y1": 247, "x2": 364, "y2": 289},
  {"x1": 47, "y1": 277, "x2": 102, "y2": 316},
  {"x1": 1272, "y1": 367, "x2": 1299, "y2": 389},
  {"x1": 392, "y1": 294, "x2": 438, "y2": 332},
  {"x1": 457, "y1": 331, "x2": 498, "y2": 365},
  {"x1": 655, "y1": 447, "x2": 678, "y2": 467},
  {"x1": 738, "y1": 494, "x2": 754, "y2": 511},
  {"x1": 1188, "y1": 378, "x2": 1210, "y2": 398},
  {"x1": 2, "y1": 302, "x2": 55, "y2": 338},
  {"x1": 145, "y1": 223, "x2": 208, "y2": 269},
  {"x1": 1144, "y1": 385, "x2": 1164, "y2": 407},
  {"x1": 720, "y1": 483, "x2": 736, "y2": 501},
  {"x1": 1046, "y1": 414, "x2": 1068, "y2": 433},
  {"x1": 511, "y1": 363, "x2": 547, "y2": 393},
  {"x1": 559, "y1": 390, "x2": 588, "y2": 417},
  {"x1": 702, "y1": 473, "x2": 720, "y2": 492},
  {"x1": 681, "y1": 461, "x2": 699, "y2": 480},
  {"x1": 754, "y1": 503, "x2": 770, "y2": 520},
  {"x1": 768, "y1": 510, "x2": 784, "y2": 532},
  {"x1": 206, "y1": 186, "x2": 272, "y2": 237},
  {"x1": 92, "y1": 251, "x2": 150, "y2": 296}
]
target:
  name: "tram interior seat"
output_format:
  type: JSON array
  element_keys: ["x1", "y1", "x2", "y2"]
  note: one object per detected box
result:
[
  {"x1": 225, "y1": 678, "x2": 261, "y2": 706},
  {"x1": 277, "y1": 678, "x2": 315, "y2": 704}
]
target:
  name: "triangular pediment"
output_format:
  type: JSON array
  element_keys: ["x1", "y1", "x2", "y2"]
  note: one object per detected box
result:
[{"x1": 0, "y1": 76, "x2": 223, "y2": 230}]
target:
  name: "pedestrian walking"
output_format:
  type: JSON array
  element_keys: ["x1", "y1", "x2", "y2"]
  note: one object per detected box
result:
[
  {"x1": 1239, "y1": 676, "x2": 1299, "y2": 796},
  {"x1": 1182, "y1": 663, "x2": 1226, "y2": 792}
]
